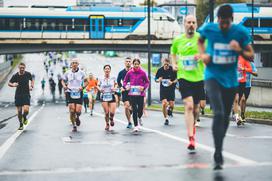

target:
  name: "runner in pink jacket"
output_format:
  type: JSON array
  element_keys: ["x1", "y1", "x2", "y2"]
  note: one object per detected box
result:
[{"x1": 123, "y1": 59, "x2": 149, "y2": 132}]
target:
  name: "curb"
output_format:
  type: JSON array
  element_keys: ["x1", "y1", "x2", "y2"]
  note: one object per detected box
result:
[{"x1": 147, "y1": 108, "x2": 272, "y2": 126}]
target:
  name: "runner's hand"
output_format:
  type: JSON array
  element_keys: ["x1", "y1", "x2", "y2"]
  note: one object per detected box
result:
[
  {"x1": 158, "y1": 77, "x2": 163, "y2": 82},
  {"x1": 63, "y1": 85, "x2": 68, "y2": 90},
  {"x1": 172, "y1": 64, "x2": 178, "y2": 71},
  {"x1": 125, "y1": 85, "x2": 130, "y2": 90},
  {"x1": 13, "y1": 82, "x2": 18, "y2": 87},
  {"x1": 200, "y1": 54, "x2": 211, "y2": 64},
  {"x1": 29, "y1": 85, "x2": 33, "y2": 91},
  {"x1": 139, "y1": 86, "x2": 144, "y2": 91},
  {"x1": 230, "y1": 40, "x2": 242, "y2": 53}
]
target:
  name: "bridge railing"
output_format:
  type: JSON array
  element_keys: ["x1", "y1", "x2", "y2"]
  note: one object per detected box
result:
[{"x1": 5, "y1": 24, "x2": 179, "y2": 40}]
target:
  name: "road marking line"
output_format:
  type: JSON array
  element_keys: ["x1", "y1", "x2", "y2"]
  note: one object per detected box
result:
[
  {"x1": 0, "y1": 104, "x2": 45, "y2": 160},
  {"x1": 94, "y1": 112, "x2": 257, "y2": 165},
  {"x1": 0, "y1": 162, "x2": 271, "y2": 176}
]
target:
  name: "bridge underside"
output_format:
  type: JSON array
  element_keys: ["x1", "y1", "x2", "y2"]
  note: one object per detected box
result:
[{"x1": 0, "y1": 40, "x2": 271, "y2": 54}]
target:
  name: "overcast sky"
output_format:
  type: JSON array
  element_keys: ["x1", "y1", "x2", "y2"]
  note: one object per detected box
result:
[{"x1": 3, "y1": 0, "x2": 175, "y2": 6}]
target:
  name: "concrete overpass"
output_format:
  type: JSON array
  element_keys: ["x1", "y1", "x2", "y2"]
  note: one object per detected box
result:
[{"x1": 0, "y1": 39, "x2": 271, "y2": 54}]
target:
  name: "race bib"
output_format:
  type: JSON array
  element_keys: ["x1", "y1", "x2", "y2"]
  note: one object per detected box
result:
[
  {"x1": 129, "y1": 86, "x2": 141, "y2": 96},
  {"x1": 162, "y1": 79, "x2": 170, "y2": 87},
  {"x1": 213, "y1": 43, "x2": 236, "y2": 64},
  {"x1": 179, "y1": 56, "x2": 197, "y2": 70},
  {"x1": 102, "y1": 92, "x2": 113, "y2": 102},
  {"x1": 238, "y1": 71, "x2": 244, "y2": 81},
  {"x1": 70, "y1": 89, "x2": 81, "y2": 99}
]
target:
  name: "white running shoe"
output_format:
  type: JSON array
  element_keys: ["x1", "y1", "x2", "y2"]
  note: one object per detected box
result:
[
  {"x1": 195, "y1": 121, "x2": 200, "y2": 127},
  {"x1": 133, "y1": 126, "x2": 139, "y2": 132}
]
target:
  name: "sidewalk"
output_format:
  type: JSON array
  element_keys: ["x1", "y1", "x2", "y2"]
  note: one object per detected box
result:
[{"x1": 147, "y1": 103, "x2": 272, "y2": 126}]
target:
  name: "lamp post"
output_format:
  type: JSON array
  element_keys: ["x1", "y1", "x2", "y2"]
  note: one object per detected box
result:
[
  {"x1": 209, "y1": 0, "x2": 214, "y2": 22},
  {"x1": 147, "y1": 0, "x2": 152, "y2": 106},
  {"x1": 251, "y1": 0, "x2": 254, "y2": 45}
]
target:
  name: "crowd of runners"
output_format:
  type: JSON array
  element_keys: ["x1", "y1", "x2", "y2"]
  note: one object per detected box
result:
[{"x1": 8, "y1": 5, "x2": 258, "y2": 170}]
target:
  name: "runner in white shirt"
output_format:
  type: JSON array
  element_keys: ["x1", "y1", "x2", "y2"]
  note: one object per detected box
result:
[
  {"x1": 62, "y1": 58, "x2": 86, "y2": 132},
  {"x1": 97, "y1": 65, "x2": 117, "y2": 131}
]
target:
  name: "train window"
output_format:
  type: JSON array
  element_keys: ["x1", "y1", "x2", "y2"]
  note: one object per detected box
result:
[
  {"x1": 6, "y1": 18, "x2": 22, "y2": 30},
  {"x1": 34, "y1": 19, "x2": 40, "y2": 30},
  {"x1": 260, "y1": 19, "x2": 272, "y2": 28},
  {"x1": 0, "y1": 19, "x2": 6, "y2": 30},
  {"x1": 74, "y1": 19, "x2": 88, "y2": 31},
  {"x1": 167, "y1": 16, "x2": 175, "y2": 22},
  {"x1": 118, "y1": 19, "x2": 123, "y2": 26},
  {"x1": 122, "y1": 19, "x2": 139, "y2": 26},
  {"x1": 243, "y1": 18, "x2": 258, "y2": 27}
]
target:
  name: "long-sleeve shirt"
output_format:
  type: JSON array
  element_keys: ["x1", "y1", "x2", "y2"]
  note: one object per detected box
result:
[
  {"x1": 123, "y1": 68, "x2": 150, "y2": 97},
  {"x1": 117, "y1": 68, "x2": 129, "y2": 88}
]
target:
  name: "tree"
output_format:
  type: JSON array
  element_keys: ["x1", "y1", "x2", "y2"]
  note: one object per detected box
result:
[{"x1": 140, "y1": 0, "x2": 158, "y2": 6}]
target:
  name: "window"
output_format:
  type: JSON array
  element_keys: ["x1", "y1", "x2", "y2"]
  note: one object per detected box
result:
[
  {"x1": 0, "y1": 18, "x2": 22, "y2": 30},
  {"x1": 260, "y1": 19, "x2": 272, "y2": 28},
  {"x1": 74, "y1": 19, "x2": 89, "y2": 31},
  {"x1": 105, "y1": 18, "x2": 139, "y2": 27},
  {"x1": 243, "y1": 18, "x2": 258, "y2": 27},
  {"x1": 122, "y1": 19, "x2": 139, "y2": 26}
]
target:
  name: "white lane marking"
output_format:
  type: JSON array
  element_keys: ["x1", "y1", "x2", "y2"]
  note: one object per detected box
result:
[
  {"x1": 0, "y1": 104, "x2": 45, "y2": 160},
  {"x1": 226, "y1": 133, "x2": 272, "y2": 139},
  {"x1": 0, "y1": 162, "x2": 271, "y2": 176},
  {"x1": 94, "y1": 112, "x2": 257, "y2": 165}
]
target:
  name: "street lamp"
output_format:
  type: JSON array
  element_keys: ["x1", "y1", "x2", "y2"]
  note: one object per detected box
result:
[
  {"x1": 251, "y1": 0, "x2": 254, "y2": 45},
  {"x1": 209, "y1": 0, "x2": 214, "y2": 22},
  {"x1": 147, "y1": 0, "x2": 152, "y2": 106}
]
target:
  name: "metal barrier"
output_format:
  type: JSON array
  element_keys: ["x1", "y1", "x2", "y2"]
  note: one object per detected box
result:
[{"x1": 0, "y1": 61, "x2": 11, "y2": 72}]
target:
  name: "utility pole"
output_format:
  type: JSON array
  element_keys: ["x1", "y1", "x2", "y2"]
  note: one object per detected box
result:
[
  {"x1": 209, "y1": 0, "x2": 214, "y2": 22},
  {"x1": 251, "y1": 0, "x2": 254, "y2": 45},
  {"x1": 147, "y1": 0, "x2": 152, "y2": 106}
]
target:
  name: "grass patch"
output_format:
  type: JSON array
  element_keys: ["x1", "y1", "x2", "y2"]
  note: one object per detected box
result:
[
  {"x1": 141, "y1": 63, "x2": 160, "y2": 75},
  {"x1": 148, "y1": 105, "x2": 272, "y2": 120}
]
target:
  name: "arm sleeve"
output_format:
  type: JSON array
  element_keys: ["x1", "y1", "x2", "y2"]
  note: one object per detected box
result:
[
  {"x1": 143, "y1": 73, "x2": 150, "y2": 90},
  {"x1": 123, "y1": 72, "x2": 129, "y2": 87},
  {"x1": 117, "y1": 71, "x2": 122, "y2": 87}
]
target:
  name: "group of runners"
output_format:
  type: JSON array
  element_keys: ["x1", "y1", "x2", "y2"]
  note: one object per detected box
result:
[{"x1": 8, "y1": 4, "x2": 258, "y2": 170}]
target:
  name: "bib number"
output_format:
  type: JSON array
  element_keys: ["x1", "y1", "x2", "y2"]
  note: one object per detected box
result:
[
  {"x1": 102, "y1": 92, "x2": 113, "y2": 101},
  {"x1": 162, "y1": 79, "x2": 170, "y2": 87},
  {"x1": 213, "y1": 43, "x2": 236, "y2": 64},
  {"x1": 70, "y1": 90, "x2": 81, "y2": 99},
  {"x1": 129, "y1": 86, "x2": 141, "y2": 96},
  {"x1": 179, "y1": 56, "x2": 197, "y2": 70}
]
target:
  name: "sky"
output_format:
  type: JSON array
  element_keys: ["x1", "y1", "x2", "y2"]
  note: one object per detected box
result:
[{"x1": 3, "y1": 0, "x2": 177, "y2": 6}]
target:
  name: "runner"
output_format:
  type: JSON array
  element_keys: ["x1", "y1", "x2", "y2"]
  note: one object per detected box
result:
[
  {"x1": 98, "y1": 65, "x2": 117, "y2": 131},
  {"x1": 61, "y1": 58, "x2": 86, "y2": 132},
  {"x1": 155, "y1": 58, "x2": 177, "y2": 125},
  {"x1": 233, "y1": 55, "x2": 253, "y2": 125},
  {"x1": 117, "y1": 57, "x2": 133, "y2": 129},
  {"x1": 85, "y1": 73, "x2": 98, "y2": 116},
  {"x1": 242, "y1": 59, "x2": 258, "y2": 121},
  {"x1": 82, "y1": 85, "x2": 89, "y2": 113},
  {"x1": 8, "y1": 62, "x2": 34, "y2": 130},
  {"x1": 171, "y1": 15, "x2": 205, "y2": 151},
  {"x1": 198, "y1": 4, "x2": 254, "y2": 170},
  {"x1": 41, "y1": 77, "x2": 46, "y2": 94},
  {"x1": 123, "y1": 58, "x2": 150, "y2": 132}
]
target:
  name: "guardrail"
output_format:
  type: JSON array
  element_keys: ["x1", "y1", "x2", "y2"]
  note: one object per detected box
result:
[{"x1": 0, "y1": 61, "x2": 11, "y2": 72}]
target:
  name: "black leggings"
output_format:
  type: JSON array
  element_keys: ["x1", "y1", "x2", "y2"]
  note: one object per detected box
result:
[
  {"x1": 205, "y1": 79, "x2": 236, "y2": 153},
  {"x1": 130, "y1": 96, "x2": 144, "y2": 127}
]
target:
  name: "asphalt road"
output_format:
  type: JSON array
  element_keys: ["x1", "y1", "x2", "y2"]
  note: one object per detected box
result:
[{"x1": 0, "y1": 53, "x2": 272, "y2": 181}]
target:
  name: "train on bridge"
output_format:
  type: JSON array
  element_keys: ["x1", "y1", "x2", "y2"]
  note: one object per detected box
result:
[
  {"x1": 207, "y1": 3, "x2": 272, "y2": 41},
  {"x1": 0, "y1": 6, "x2": 181, "y2": 40}
]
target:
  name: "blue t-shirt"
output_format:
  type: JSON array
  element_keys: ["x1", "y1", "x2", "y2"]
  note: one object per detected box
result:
[
  {"x1": 246, "y1": 62, "x2": 257, "y2": 88},
  {"x1": 198, "y1": 23, "x2": 251, "y2": 88}
]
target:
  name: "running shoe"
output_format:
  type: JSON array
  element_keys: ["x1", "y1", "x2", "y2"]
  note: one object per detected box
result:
[
  {"x1": 213, "y1": 152, "x2": 223, "y2": 170},
  {"x1": 105, "y1": 123, "x2": 110, "y2": 131},
  {"x1": 139, "y1": 118, "x2": 143, "y2": 126},
  {"x1": 236, "y1": 116, "x2": 243, "y2": 126},
  {"x1": 75, "y1": 117, "x2": 81, "y2": 126},
  {"x1": 18, "y1": 123, "x2": 24, "y2": 130},
  {"x1": 187, "y1": 136, "x2": 195, "y2": 150},
  {"x1": 72, "y1": 126, "x2": 77, "y2": 132},
  {"x1": 127, "y1": 122, "x2": 132, "y2": 129},
  {"x1": 90, "y1": 110, "x2": 93, "y2": 116},
  {"x1": 133, "y1": 126, "x2": 139, "y2": 132},
  {"x1": 22, "y1": 117, "x2": 28, "y2": 125},
  {"x1": 110, "y1": 120, "x2": 115, "y2": 127},
  {"x1": 195, "y1": 119, "x2": 200, "y2": 127},
  {"x1": 164, "y1": 119, "x2": 169, "y2": 125},
  {"x1": 167, "y1": 108, "x2": 173, "y2": 117}
]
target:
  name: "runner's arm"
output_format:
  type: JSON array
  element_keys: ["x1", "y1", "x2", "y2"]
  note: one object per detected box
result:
[{"x1": 198, "y1": 37, "x2": 211, "y2": 65}]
